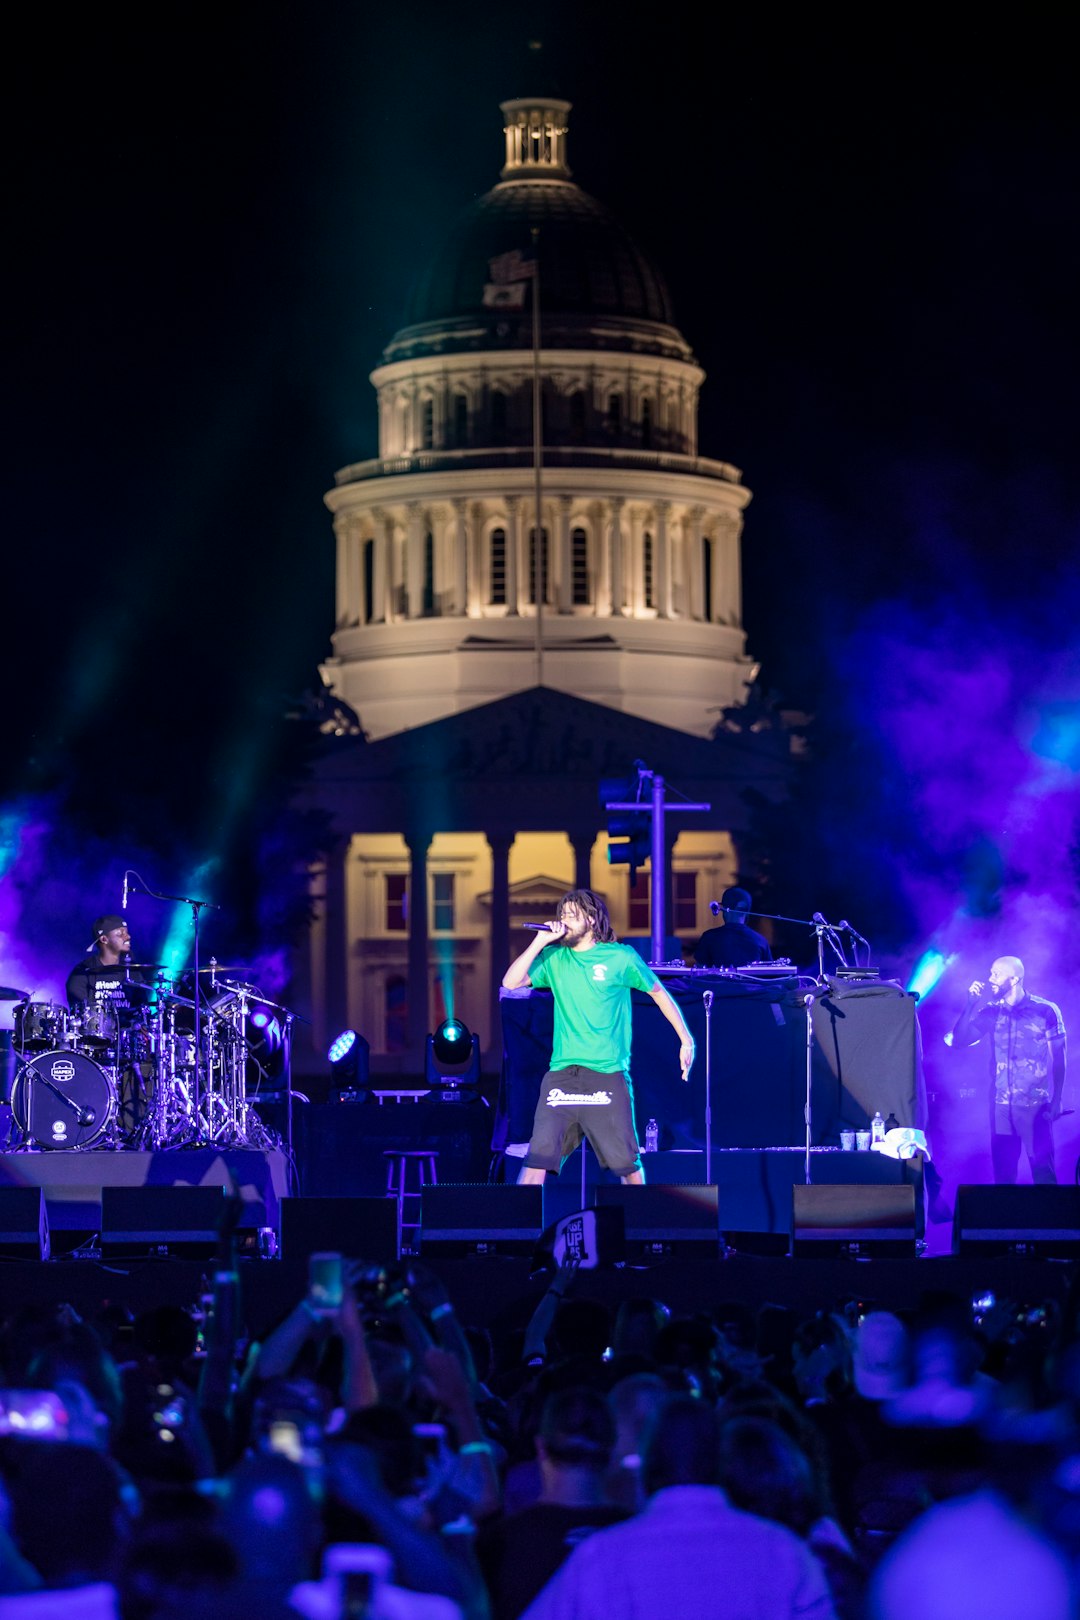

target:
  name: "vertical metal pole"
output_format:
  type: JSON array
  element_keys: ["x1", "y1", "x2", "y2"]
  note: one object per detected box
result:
[
  {"x1": 650, "y1": 773, "x2": 665, "y2": 964},
  {"x1": 531, "y1": 227, "x2": 544, "y2": 688},
  {"x1": 804, "y1": 993, "x2": 816, "y2": 1184}
]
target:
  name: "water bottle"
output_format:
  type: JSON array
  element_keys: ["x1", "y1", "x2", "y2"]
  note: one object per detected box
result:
[
  {"x1": 871, "y1": 1110, "x2": 886, "y2": 1146},
  {"x1": 644, "y1": 1118, "x2": 659, "y2": 1153}
]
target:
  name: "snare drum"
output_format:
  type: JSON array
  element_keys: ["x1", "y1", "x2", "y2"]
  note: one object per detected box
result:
[
  {"x1": 10, "y1": 1049, "x2": 116, "y2": 1149},
  {"x1": 13, "y1": 1001, "x2": 74, "y2": 1052}
]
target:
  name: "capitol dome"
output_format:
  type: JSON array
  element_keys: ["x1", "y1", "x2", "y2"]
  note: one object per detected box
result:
[
  {"x1": 323, "y1": 93, "x2": 755, "y2": 743},
  {"x1": 384, "y1": 98, "x2": 693, "y2": 366}
]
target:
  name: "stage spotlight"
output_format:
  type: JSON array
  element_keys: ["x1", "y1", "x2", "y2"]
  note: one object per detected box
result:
[
  {"x1": 328, "y1": 1028, "x2": 371, "y2": 1098},
  {"x1": 426, "y1": 1017, "x2": 481, "y2": 1100}
]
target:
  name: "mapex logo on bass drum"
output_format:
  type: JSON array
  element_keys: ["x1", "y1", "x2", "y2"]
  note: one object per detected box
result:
[{"x1": 49, "y1": 1059, "x2": 76, "y2": 1084}]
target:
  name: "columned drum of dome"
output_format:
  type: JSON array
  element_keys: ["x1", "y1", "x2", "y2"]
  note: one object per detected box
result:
[{"x1": 322, "y1": 94, "x2": 756, "y2": 741}]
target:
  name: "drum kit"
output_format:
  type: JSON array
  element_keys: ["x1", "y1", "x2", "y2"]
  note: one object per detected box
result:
[{"x1": 2, "y1": 965, "x2": 290, "y2": 1154}]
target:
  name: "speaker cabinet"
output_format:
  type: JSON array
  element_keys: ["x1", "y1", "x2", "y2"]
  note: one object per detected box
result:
[
  {"x1": 279, "y1": 1196, "x2": 399, "y2": 1265},
  {"x1": 952, "y1": 1184, "x2": 1080, "y2": 1256},
  {"x1": 792, "y1": 1183, "x2": 916, "y2": 1257},
  {"x1": 593, "y1": 1184, "x2": 720, "y2": 1256},
  {"x1": 0, "y1": 1186, "x2": 50, "y2": 1259},
  {"x1": 100, "y1": 1185, "x2": 224, "y2": 1259},
  {"x1": 420, "y1": 1184, "x2": 543, "y2": 1255}
]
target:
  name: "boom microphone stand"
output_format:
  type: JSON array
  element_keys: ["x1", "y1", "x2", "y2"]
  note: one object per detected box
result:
[{"x1": 703, "y1": 990, "x2": 714, "y2": 1185}]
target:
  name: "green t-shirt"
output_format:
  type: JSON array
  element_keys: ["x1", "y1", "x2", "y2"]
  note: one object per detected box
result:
[{"x1": 528, "y1": 942, "x2": 659, "y2": 1073}]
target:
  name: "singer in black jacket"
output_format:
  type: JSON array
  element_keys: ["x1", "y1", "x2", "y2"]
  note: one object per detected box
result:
[{"x1": 692, "y1": 887, "x2": 772, "y2": 970}]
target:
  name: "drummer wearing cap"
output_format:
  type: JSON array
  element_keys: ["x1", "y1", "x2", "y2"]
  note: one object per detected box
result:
[{"x1": 65, "y1": 915, "x2": 150, "y2": 1017}]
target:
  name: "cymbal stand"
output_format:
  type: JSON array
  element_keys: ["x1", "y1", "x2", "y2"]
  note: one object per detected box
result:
[{"x1": 802, "y1": 989, "x2": 816, "y2": 1184}]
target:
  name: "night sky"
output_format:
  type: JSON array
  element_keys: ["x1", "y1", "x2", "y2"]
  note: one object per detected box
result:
[{"x1": 6, "y1": 7, "x2": 1080, "y2": 1084}]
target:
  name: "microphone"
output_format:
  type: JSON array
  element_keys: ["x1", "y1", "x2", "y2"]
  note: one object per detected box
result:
[
  {"x1": 838, "y1": 920, "x2": 868, "y2": 942},
  {"x1": 703, "y1": 990, "x2": 714, "y2": 1011},
  {"x1": 122, "y1": 872, "x2": 129, "y2": 911},
  {"x1": 523, "y1": 923, "x2": 553, "y2": 932},
  {"x1": 78, "y1": 1109, "x2": 95, "y2": 1127}
]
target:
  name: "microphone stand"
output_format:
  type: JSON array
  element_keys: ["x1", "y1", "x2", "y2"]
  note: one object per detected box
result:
[
  {"x1": 803, "y1": 990, "x2": 816, "y2": 1184},
  {"x1": 702, "y1": 990, "x2": 714, "y2": 1185}
]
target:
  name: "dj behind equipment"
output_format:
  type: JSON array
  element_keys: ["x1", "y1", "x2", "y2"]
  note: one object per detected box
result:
[{"x1": 2, "y1": 872, "x2": 293, "y2": 1155}]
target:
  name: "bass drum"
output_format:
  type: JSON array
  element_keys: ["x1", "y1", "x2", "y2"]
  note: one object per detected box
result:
[{"x1": 11, "y1": 1049, "x2": 116, "y2": 1150}]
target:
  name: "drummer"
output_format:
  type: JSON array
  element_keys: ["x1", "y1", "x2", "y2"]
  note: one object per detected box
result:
[{"x1": 66, "y1": 915, "x2": 151, "y2": 1020}]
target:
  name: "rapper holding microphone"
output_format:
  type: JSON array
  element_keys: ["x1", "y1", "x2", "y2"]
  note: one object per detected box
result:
[
  {"x1": 503, "y1": 889, "x2": 695, "y2": 1185},
  {"x1": 948, "y1": 955, "x2": 1066, "y2": 1184}
]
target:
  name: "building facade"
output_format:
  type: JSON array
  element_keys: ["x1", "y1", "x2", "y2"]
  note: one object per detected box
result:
[{"x1": 298, "y1": 95, "x2": 788, "y2": 1075}]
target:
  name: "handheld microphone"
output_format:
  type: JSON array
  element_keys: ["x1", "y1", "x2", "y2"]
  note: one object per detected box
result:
[{"x1": 523, "y1": 923, "x2": 552, "y2": 932}]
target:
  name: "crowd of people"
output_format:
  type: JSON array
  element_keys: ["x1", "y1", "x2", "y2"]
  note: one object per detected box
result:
[{"x1": 1, "y1": 1194, "x2": 1079, "y2": 1620}]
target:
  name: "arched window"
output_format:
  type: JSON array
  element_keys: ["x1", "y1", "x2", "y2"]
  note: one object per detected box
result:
[
  {"x1": 607, "y1": 394, "x2": 622, "y2": 438},
  {"x1": 421, "y1": 398, "x2": 435, "y2": 450},
  {"x1": 641, "y1": 397, "x2": 653, "y2": 448},
  {"x1": 491, "y1": 391, "x2": 507, "y2": 442},
  {"x1": 643, "y1": 531, "x2": 655, "y2": 609},
  {"x1": 490, "y1": 528, "x2": 507, "y2": 605},
  {"x1": 569, "y1": 391, "x2": 587, "y2": 444},
  {"x1": 363, "y1": 537, "x2": 375, "y2": 623},
  {"x1": 528, "y1": 527, "x2": 549, "y2": 605},
  {"x1": 571, "y1": 527, "x2": 589, "y2": 605},
  {"x1": 453, "y1": 393, "x2": 468, "y2": 447},
  {"x1": 422, "y1": 532, "x2": 435, "y2": 616}
]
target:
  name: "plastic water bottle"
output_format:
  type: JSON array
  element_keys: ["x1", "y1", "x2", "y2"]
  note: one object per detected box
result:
[
  {"x1": 644, "y1": 1118, "x2": 659, "y2": 1153},
  {"x1": 871, "y1": 1110, "x2": 886, "y2": 1146}
]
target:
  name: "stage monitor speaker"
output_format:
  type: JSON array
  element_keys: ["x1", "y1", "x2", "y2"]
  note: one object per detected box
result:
[
  {"x1": 420, "y1": 1184, "x2": 543, "y2": 1255},
  {"x1": 279, "y1": 1196, "x2": 398, "y2": 1265},
  {"x1": 100, "y1": 1185, "x2": 224, "y2": 1259},
  {"x1": 593, "y1": 1184, "x2": 720, "y2": 1256},
  {"x1": 792, "y1": 1183, "x2": 916, "y2": 1258},
  {"x1": 952, "y1": 1184, "x2": 1080, "y2": 1257},
  {"x1": 0, "y1": 1186, "x2": 50, "y2": 1260}
]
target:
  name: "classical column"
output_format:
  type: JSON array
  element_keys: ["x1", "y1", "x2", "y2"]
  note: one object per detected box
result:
[
  {"x1": 569, "y1": 827, "x2": 594, "y2": 893},
  {"x1": 655, "y1": 501, "x2": 672, "y2": 619},
  {"x1": 609, "y1": 497, "x2": 625, "y2": 617},
  {"x1": 453, "y1": 497, "x2": 469, "y2": 616},
  {"x1": 687, "y1": 507, "x2": 705, "y2": 621},
  {"x1": 556, "y1": 494, "x2": 572, "y2": 613},
  {"x1": 405, "y1": 828, "x2": 432, "y2": 1054},
  {"x1": 333, "y1": 515, "x2": 349, "y2": 628},
  {"x1": 487, "y1": 831, "x2": 513, "y2": 1061},
  {"x1": 322, "y1": 836, "x2": 350, "y2": 1059},
  {"x1": 344, "y1": 517, "x2": 362, "y2": 626},
  {"x1": 405, "y1": 503, "x2": 423, "y2": 619},
  {"x1": 466, "y1": 501, "x2": 482, "y2": 617},
  {"x1": 371, "y1": 507, "x2": 389, "y2": 624},
  {"x1": 505, "y1": 496, "x2": 521, "y2": 617}
]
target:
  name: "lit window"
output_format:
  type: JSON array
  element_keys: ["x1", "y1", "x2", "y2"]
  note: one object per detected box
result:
[
  {"x1": 571, "y1": 527, "x2": 589, "y2": 605},
  {"x1": 386, "y1": 874, "x2": 408, "y2": 932},
  {"x1": 673, "y1": 871, "x2": 697, "y2": 932},
  {"x1": 490, "y1": 528, "x2": 506, "y2": 605},
  {"x1": 432, "y1": 873, "x2": 455, "y2": 932},
  {"x1": 628, "y1": 873, "x2": 650, "y2": 933}
]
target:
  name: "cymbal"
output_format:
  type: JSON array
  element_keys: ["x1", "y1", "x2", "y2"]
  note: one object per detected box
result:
[
  {"x1": 195, "y1": 965, "x2": 248, "y2": 975},
  {"x1": 123, "y1": 963, "x2": 181, "y2": 973},
  {"x1": 0, "y1": 985, "x2": 30, "y2": 1000}
]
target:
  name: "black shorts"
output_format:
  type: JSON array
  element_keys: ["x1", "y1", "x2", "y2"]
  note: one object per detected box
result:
[{"x1": 523, "y1": 1065, "x2": 641, "y2": 1178}]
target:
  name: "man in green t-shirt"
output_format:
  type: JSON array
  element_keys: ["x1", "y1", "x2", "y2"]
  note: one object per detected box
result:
[{"x1": 502, "y1": 889, "x2": 695, "y2": 1185}]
